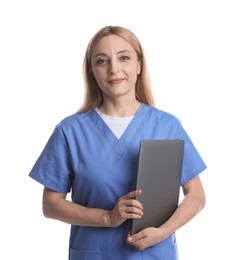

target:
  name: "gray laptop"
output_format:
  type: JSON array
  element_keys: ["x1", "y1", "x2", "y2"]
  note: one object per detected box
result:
[{"x1": 131, "y1": 139, "x2": 184, "y2": 234}]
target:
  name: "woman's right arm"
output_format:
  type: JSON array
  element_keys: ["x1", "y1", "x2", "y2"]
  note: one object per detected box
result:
[{"x1": 42, "y1": 187, "x2": 143, "y2": 228}]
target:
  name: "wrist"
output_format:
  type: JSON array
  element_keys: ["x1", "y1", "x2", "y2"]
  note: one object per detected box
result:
[
  {"x1": 102, "y1": 210, "x2": 113, "y2": 227},
  {"x1": 158, "y1": 225, "x2": 172, "y2": 240}
]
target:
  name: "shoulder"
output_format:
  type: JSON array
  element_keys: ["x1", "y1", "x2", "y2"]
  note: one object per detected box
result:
[
  {"x1": 143, "y1": 104, "x2": 182, "y2": 124},
  {"x1": 54, "y1": 110, "x2": 93, "y2": 132}
]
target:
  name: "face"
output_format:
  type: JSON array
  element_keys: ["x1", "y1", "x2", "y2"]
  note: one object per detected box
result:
[{"x1": 91, "y1": 35, "x2": 141, "y2": 101}]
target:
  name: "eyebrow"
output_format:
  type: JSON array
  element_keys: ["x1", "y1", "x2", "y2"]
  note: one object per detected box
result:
[{"x1": 95, "y1": 49, "x2": 131, "y2": 58}]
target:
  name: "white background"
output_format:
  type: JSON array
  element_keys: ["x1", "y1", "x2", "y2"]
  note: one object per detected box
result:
[{"x1": 1, "y1": 0, "x2": 242, "y2": 259}]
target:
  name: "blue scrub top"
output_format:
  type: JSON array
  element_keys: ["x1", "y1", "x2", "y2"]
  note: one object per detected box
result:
[{"x1": 29, "y1": 104, "x2": 207, "y2": 260}]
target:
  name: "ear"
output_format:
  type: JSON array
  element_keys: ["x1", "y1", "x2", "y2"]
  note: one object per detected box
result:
[
  {"x1": 89, "y1": 64, "x2": 95, "y2": 78},
  {"x1": 89, "y1": 63, "x2": 93, "y2": 74},
  {"x1": 137, "y1": 61, "x2": 141, "y2": 75}
]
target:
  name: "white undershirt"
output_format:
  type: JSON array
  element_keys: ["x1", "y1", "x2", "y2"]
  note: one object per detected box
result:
[{"x1": 95, "y1": 108, "x2": 134, "y2": 139}]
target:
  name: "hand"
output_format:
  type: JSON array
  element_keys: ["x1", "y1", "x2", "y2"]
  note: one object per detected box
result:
[
  {"x1": 127, "y1": 227, "x2": 164, "y2": 250},
  {"x1": 108, "y1": 190, "x2": 143, "y2": 227}
]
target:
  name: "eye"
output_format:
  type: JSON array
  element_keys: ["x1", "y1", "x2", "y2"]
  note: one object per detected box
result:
[
  {"x1": 96, "y1": 58, "x2": 109, "y2": 65},
  {"x1": 120, "y1": 55, "x2": 130, "y2": 61}
]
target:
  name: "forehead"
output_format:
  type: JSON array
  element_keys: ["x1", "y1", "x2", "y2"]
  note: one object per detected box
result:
[{"x1": 92, "y1": 34, "x2": 135, "y2": 55}]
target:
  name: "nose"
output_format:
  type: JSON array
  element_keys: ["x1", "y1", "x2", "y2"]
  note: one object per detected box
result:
[{"x1": 108, "y1": 60, "x2": 120, "y2": 74}]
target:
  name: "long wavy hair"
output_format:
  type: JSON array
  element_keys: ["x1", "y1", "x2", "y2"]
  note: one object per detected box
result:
[{"x1": 78, "y1": 26, "x2": 155, "y2": 112}]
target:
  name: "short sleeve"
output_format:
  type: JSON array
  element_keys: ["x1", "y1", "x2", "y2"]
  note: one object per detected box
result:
[
  {"x1": 176, "y1": 123, "x2": 207, "y2": 185},
  {"x1": 29, "y1": 125, "x2": 73, "y2": 193}
]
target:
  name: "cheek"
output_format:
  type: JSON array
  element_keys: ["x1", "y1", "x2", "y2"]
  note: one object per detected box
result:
[
  {"x1": 131, "y1": 63, "x2": 140, "y2": 74},
  {"x1": 92, "y1": 69, "x2": 102, "y2": 81},
  {"x1": 129, "y1": 67, "x2": 139, "y2": 81},
  {"x1": 94, "y1": 65, "x2": 107, "y2": 76},
  {"x1": 92, "y1": 70, "x2": 107, "y2": 87}
]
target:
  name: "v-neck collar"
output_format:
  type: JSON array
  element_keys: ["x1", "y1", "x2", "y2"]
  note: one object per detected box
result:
[{"x1": 87, "y1": 103, "x2": 150, "y2": 157}]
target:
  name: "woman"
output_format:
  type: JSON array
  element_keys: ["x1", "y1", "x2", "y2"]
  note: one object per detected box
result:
[{"x1": 29, "y1": 25, "x2": 206, "y2": 259}]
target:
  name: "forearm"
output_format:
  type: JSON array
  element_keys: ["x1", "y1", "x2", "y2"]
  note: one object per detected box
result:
[
  {"x1": 43, "y1": 188, "x2": 144, "y2": 228},
  {"x1": 127, "y1": 189, "x2": 205, "y2": 250},
  {"x1": 160, "y1": 191, "x2": 206, "y2": 238},
  {"x1": 43, "y1": 189, "x2": 112, "y2": 227}
]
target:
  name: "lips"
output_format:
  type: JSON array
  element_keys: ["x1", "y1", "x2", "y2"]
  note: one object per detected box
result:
[{"x1": 108, "y1": 78, "x2": 125, "y2": 84}]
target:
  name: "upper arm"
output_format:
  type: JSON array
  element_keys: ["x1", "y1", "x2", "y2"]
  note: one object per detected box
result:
[
  {"x1": 182, "y1": 175, "x2": 205, "y2": 198},
  {"x1": 42, "y1": 187, "x2": 67, "y2": 217},
  {"x1": 43, "y1": 187, "x2": 67, "y2": 201}
]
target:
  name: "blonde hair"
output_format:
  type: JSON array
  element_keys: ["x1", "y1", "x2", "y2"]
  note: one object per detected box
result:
[{"x1": 78, "y1": 26, "x2": 155, "y2": 113}]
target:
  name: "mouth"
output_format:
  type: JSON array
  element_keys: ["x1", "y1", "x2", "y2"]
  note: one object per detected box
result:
[{"x1": 108, "y1": 78, "x2": 125, "y2": 84}]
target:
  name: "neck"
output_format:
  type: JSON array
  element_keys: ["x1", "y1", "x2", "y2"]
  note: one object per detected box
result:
[{"x1": 98, "y1": 98, "x2": 141, "y2": 117}]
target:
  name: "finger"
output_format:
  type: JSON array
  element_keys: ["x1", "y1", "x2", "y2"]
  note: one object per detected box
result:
[
  {"x1": 126, "y1": 212, "x2": 143, "y2": 220},
  {"x1": 125, "y1": 199, "x2": 143, "y2": 210},
  {"x1": 128, "y1": 231, "x2": 145, "y2": 243},
  {"x1": 126, "y1": 206, "x2": 144, "y2": 217},
  {"x1": 127, "y1": 236, "x2": 147, "y2": 250},
  {"x1": 123, "y1": 190, "x2": 142, "y2": 200}
]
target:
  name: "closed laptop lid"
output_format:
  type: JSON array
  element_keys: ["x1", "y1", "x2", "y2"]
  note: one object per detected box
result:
[{"x1": 131, "y1": 139, "x2": 184, "y2": 234}]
